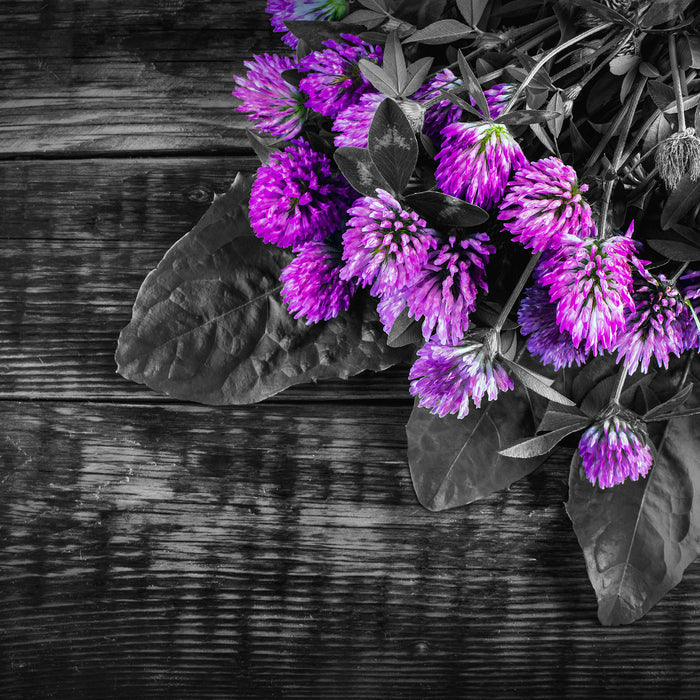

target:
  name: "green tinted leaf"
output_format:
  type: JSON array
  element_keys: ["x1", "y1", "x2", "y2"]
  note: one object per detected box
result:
[
  {"x1": 403, "y1": 191, "x2": 489, "y2": 227},
  {"x1": 116, "y1": 174, "x2": 407, "y2": 404},
  {"x1": 334, "y1": 146, "x2": 392, "y2": 197},
  {"x1": 368, "y1": 98, "x2": 418, "y2": 195},
  {"x1": 566, "y1": 411, "x2": 700, "y2": 625}
]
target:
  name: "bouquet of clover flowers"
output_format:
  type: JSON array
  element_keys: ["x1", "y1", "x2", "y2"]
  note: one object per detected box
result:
[{"x1": 116, "y1": 0, "x2": 700, "y2": 625}]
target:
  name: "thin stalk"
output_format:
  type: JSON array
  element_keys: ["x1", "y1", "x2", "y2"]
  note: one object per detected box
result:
[
  {"x1": 500, "y1": 22, "x2": 613, "y2": 117},
  {"x1": 494, "y1": 252, "x2": 541, "y2": 332},
  {"x1": 671, "y1": 261, "x2": 690, "y2": 285},
  {"x1": 612, "y1": 365, "x2": 628, "y2": 404},
  {"x1": 550, "y1": 29, "x2": 618, "y2": 83},
  {"x1": 669, "y1": 34, "x2": 686, "y2": 131},
  {"x1": 517, "y1": 23, "x2": 561, "y2": 55}
]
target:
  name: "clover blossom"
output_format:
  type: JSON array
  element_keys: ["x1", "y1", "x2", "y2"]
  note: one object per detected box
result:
[
  {"x1": 340, "y1": 189, "x2": 437, "y2": 296},
  {"x1": 413, "y1": 69, "x2": 463, "y2": 142},
  {"x1": 409, "y1": 330, "x2": 513, "y2": 418},
  {"x1": 280, "y1": 238, "x2": 357, "y2": 323},
  {"x1": 537, "y1": 231, "x2": 637, "y2": 354},
  {"x1": 678, "y1": 269, "x2": 700, "y2": 351},
  {"x1": 299, "y1": 35, "x2": 382, "y2": 117},
  {"x1": 332, "y1": 92, "x2": 384, "y2": 148},
  {"x1": 378, "y1": 233, "x2": 493, "y2": 345},
  {"x1": 615, "y1": 271, "x2": 687, "y2": 373},
  {"x1": 518, "y1": 283, "x2": 589, "y2": 369},
  {"x1": 266, "y1": 0, "x2": 349, "y2": 47},
  {"x1": 498, "y1": 157, "x2": 595, "y2": 251},
  {"x1": 232, "y1": 54, "x2": 307, "y2": 139},
  {"x1": 482, "y1": 83, "x2": 515, "y2": 118},
  {"x1": 578, "y1": 405, "x2": 652, "y2": 489},
  {"x1": 249, "y1": 139, "x2": 353, "y2": 249},
  {"x1": 435, "y1": 122, "x2": 527, "y2": 208}
]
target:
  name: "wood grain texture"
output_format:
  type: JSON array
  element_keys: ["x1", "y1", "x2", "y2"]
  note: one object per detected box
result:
[
  {"x1": 0, "y1": 157, "x2": 411, "y2": 401},
  {"x1": 2, "y1": 401, "x2": 700, "y2": 699},
  {"x1": 0, "y1": 0, "x2": 279, "y2": 156}
]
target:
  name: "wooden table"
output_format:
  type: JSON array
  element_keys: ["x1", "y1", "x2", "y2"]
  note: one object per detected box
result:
[{"x1": 2, "y1": 2, "x2": 700, "y2": 697}]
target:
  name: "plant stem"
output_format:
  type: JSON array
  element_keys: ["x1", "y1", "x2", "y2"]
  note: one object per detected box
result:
[
  {"x1": 500, "y1": 22, "x2": 613, "y2": 117},
  {"x1": 671, "y1": 261, "x2": 690, "y2": 285},
  {"x1": 494, "y1": 252, "x2": 541, "y2": 332},
  {"x1": 668, "y1": 34, "x2": 686, "y2": 131},
  {"x1": 612, "y1": 364, "x2": 627, "y2": 404}
]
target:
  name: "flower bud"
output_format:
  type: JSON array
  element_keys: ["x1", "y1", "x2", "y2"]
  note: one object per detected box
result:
[{"x1": 655, "y1": 127, "x2": 700, "y2": 190}]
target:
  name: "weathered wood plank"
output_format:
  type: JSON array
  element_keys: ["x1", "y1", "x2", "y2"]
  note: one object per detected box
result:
[
  {"x1": 1, "y1": 401, "x2": 699, "y2": 698},
  {"x1": 0, "y1": 157, "x2": 412, "y2": 401},
  {"x1": 0, "y1": 0, "x2": 281, "y2": 156}
]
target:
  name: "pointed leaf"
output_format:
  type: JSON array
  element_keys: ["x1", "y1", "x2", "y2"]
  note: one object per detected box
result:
[
  {"x1": 368, "y1": 98, "x2": 418, "y2": 195},
  {"x1": 647, "y1": 237, "x2": 700, "y2": 261},
  {"x1": 499, "y1": 420, "x2": 590, "y2": 459},
  {"x1": 401, "y1": 57, "x2": 434, "y2": 97},
  {"x1": 566, "y1": 411, "x2": 700, "y2": 625},
  {"x1": 457, "y1": 51, "x2": 490, "y2": 117},
  {"x1": 642, "y1": 0, "x2": 694, "y2": 27},
  {"x1": 383, "y1": 31, "x2": 408, "y2": 93},
  {"x1": 456, "y1": 0, "x2": 489, "y2": 27},
  {"x1": 343, "y1": 9, "x2": 386, "y2": 28},
  {"x1": 358, "y1": 59, "x2": 400, "y2": 97},
  {"x1": 498, "y1": 110, "x2": 563, "y2": 126},
  {"x1": 403, "y1": 191, "x2": 489, "y2": 227},
  {"x1": 661, "y1": 176, "x2": 700, "y2": 229},
  {"x1": 570, "y1": 0, "x2": 634, "y2": 26},
  {"x1": 501, "y1": 358, "x2": 576, "y2": 406},
  {"x1": 334, "y1": 146, "x2": 392, "y2": 197},
  {"x1": 438, "y1": 89, "x2": 484, "y2": 119},
  {"x1": 537, "y1": 405, "x2": 589, "y2": 433},
  {"x1": 116, "y1": 174, "x2": 408, "y2": 404},
  {"x1": 402, "y1": 19, "x2": 474, "y2": 45},
  {"x1": 245, "y1": 130, "x2": 278, "y2": 164},
  {"x1": 284, "y1": 20, "x2": 367, "y2": 50},
  {"x1": 387, "y1": 308, "x2": 423, "y2": 348},
  {"x1": 648, "y1": 80, "x2": 675, "y2": 111},
  {"x1": 644, "y1": 383, "x2": 694, "y2": 421},
  {"x1": 407, "y1": 385, "x2": 546, "y2": 510}
]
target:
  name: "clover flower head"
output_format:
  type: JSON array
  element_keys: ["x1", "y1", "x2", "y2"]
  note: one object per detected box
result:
[
  {"x1": 249, "y1": 139, "x2": 353, "y2": 249},
  {"x1": 435, "y1": 121, "x2": 527, "y2": 208},
  {"x1": 378, "y1": 233, "x2": 494, "y2": 345},
  {"x1": 498, "y1": 157, "x2": 595, "y2": 251},
  {"x1": 280, "y1": 238, "x2": 357, "y2": 323},
  {"x1": 409, "y1": 330, "x2": 513, "y2": 419},
  {"x1": 537, "y1": 231, "x2": 637, "y2": 354},
  {"x1": 340, "y1": 189, "x2": 438, "y2": 296},
  {"x1": 332, "y1": 92, "x2": 385, "y2": 148},
  {"x1": 299, "y1": 35, "x2": 382, "y2": 117},
  {"x1": 615, "y1": 271, "x2": 687, "y2": 373},
  {"x1": 518, "y1": 283, "x2": 590, "y2": 369},
  {"x1": 578, "y1": 405, "x2": 652, "y2": 489},
  {"x1": 482, "y1": 83, "x2": 516, "y2": 118},
  {"x1": 655, "y1": 127, "x2": 700, "y2": 190},
  {"x1": 413, "y1": 69, "x2": 463, "y2": 142},
  {"x1": 232, "y1": 53, "x2": 308, "y2": 140},
  {"x1": 266, "y1": 0, "x2": 349, "y2": 47}
]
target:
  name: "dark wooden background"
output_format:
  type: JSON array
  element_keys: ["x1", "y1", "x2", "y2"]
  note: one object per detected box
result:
[{"x1": 2, "y1": 2, "x2": 700, "y2": 697}]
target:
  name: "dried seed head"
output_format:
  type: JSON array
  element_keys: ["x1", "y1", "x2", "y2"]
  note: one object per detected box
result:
[{"x1": 655, "y1": 127, "x2": 700, "y2": 190}]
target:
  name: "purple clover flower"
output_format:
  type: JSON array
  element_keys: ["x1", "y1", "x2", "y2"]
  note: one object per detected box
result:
[
  {"x1": 232, "y1": 54, "x2": 307, "y2": 140},
  {"x1": 332, "y1": 92, "x2": 384, "y2": 148},
  {"x1": 299, "y1": 35, "x2": 382, "y2": 118},
  {"x1": 409, "y1": 330, "x2": 513, "y2": 418},
  {"x1": 482, "y1": 83, "x2": 515, "y2": 118},
  {"x1": 378, "y1": 233, "x2": 493, "y2": 345},
  {"x1": 340, "y1": 189, "x2": 437, "y2": 296},
  {"x1": 280, "y1": 239, "x2": 357, "y2": 323},
  {"x1": 498, "y1": 157, "x2": 595, "y2": 251},
  {"x1": 518, "y1": 283, "x2": 589, "y2": 369},
  {"x1": 578, "y1": 406, "x2": 652, "y2": 489},
  {"x1": 679, "y1": 269, "x2": 700, "y2": 351},
  {"x1": 266, "y1": 0, "x2": 349, "y2": 48},
  {"x1": 615, "y1": 271, "x2": 687, "y2": 373},
  {"x1": 435, "y1": 122, "x2": 527, "y2": 208},
  {"x1": 413, "y1": 69, "x2": 463, "y2": 143},
  {"x1": 537, "y1": 231, "x2": 637, "y2": 354},
  {"x1": 249, "y1": 139, "x2": 353, "y2": 249}
]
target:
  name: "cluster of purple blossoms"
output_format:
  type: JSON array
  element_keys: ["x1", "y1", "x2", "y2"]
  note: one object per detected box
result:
[
  {"x1": 378, "y1": 234, "x2": 493, "y2": 345},
  {"x1": 409, "y1": 330, "x2": 513, "y2": 418},
  {"x1": 499, "y1": 157, "x2": 595, "y2": 251},
  {"x1": 481, "y1": 83, "x2": 515, "y2": 118},
  {"x1": 249, "y1": 139, "x2": 353, "y2": 249},
  {"x1": 578, "y1": 406, "x2": 653, "y2": 489},
  {"x1": 332, "y1": 92, "x2": 385, "y2": 148},
  {"x1": 518, "y1": 283, "x2": 589, "y2": 369},
  {"x1": 299, "y1": 35, "x2": 382, "y2": 118},
  {"x1": 537, "y1": 230, "x2": 637, "y2": 354},
  {"x1": 266, "y1": 0, "x2": 349, "y2": 47},
  {"x1": 232, "y1": 54, "x2": 308, "y2": 140},
  {"x1": 412, "y1": 69, "x2": 463, "y2": 143},
  {"x1": 615, "y1": 271, "x2": 688, "y2": 373},
  {"x1": 435, "y1": 122, "x2": 527, "y2": 208},
  {"x1": 340, "y1": 189, "x2": 438, "y2": 296},
  {"x1": 280, "y1": 239, "x2": 357, "y2": 323}
]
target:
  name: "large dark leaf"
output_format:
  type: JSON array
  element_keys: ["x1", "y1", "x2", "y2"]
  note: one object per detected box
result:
[
  {"x1": 402, "y1": 19, "x2": 474, "y2": 45},
  {"x1": 407, "y1": 383, "x2": 547, "y2": 511},
  {"x1": 403, "y1": 191, "x2": 488, "y2": 227},
  {"x1": 661, "y1": 176, "x2": 700, "y2": 229},
  {"x1": 566, "y1": 412, "x2": 700, "y2": 625},
  {"x1": 368, "y1": 98, "x2": 418, "y2": 195},
  {"x1": 116, "y1": 174, "x2": 407, "y2": 405},
  {"x1": 641, "y1": 0, "x2": 695, "y2": 27},
  {"x1": 334, "y1": 147, "x2": 392, "y2": 197}
]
